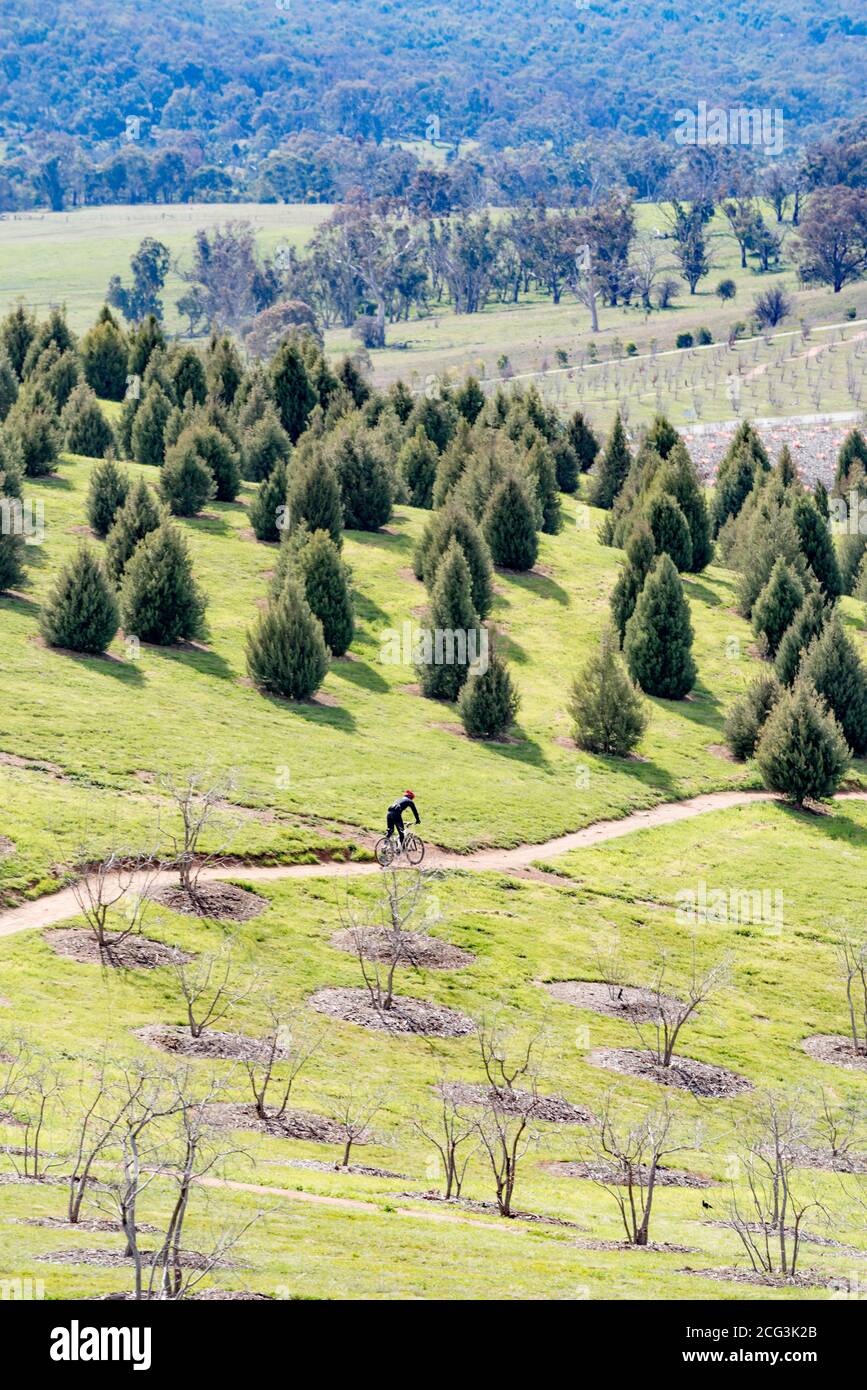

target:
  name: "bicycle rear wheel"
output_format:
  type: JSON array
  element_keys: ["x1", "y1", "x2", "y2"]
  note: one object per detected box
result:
[{"x1": 375, "y1": 836, "x2": 395, "y2": 867}]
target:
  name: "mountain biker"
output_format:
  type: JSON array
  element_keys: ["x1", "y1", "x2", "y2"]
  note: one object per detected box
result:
[{"x1": 386, "y1": 790, "x2": 420, "y2": 848}]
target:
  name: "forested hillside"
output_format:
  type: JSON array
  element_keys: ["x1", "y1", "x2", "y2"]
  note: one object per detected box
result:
[{"x1": 1, "y1": 0, "x2": 866, "y2": 210}]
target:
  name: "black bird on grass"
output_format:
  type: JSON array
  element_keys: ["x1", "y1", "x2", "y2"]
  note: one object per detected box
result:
[{"x1": 701, "y1": 1200, "x2": 713, "y2": 1210}]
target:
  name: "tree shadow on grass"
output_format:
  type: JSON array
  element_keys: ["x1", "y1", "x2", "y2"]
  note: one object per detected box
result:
[
  {"x1": 467, "y1": 727, "x2": 553, "y2": 773},
  {"x1": 776, "y1": 802, "x2": 867, "y2": 851},
  {"x1": 0, "y1": 590, "x2": 40, "y2": 616},
  {"x1": 497, "y1": 567, "x2": 571, "y2": 606},
  {"x1": 42, "y1": 648, "x2": 147, "y2": 687},
  {"x1": 330, "y1": 656, "x2": 390, "y2": 694},
  {"x1": 272, "y1": 694, "x2": 358, "y2": 734},
  {"x1": 151, "y1": 642, "x2": 235, "y2": 682}
]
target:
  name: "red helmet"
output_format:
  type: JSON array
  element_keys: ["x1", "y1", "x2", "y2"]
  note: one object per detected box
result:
[{"x1": 404, "y1": 789, "x2": 415, "y2": 799}]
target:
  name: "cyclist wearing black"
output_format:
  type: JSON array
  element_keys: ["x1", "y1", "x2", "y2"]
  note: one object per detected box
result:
[{"x1": 386, "y1": 790, "x2": 420, "y2": 846}]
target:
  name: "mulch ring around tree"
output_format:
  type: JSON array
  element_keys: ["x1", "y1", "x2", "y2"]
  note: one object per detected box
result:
[
  {"x1": 388, "y1": 1190, "x2": 586, "y2": 1229},
  {"x1": 203, "y1": 1101, "x2": 350, "y2": 1146},
  {"x1": 541, "y1": 1159, "x2": 717, "y2": 1188},
  {"x1": 574, "y1": 1238, "x2": 696, "y2": 1253},
  {"x1": 701, "y1": 1220, "x2": 867, "y2": 1258},
  {"x1": 677, "y1": 1266, "x2": 852, "y2": 1291},
  {"x1": 20, "y1": 1217, "x2": 159, "y2": 1234},
  {"x1": 309, "y1": 986, "x2": 475, "y2": 1037},
  {"x1": 790, "y1": 1145, "x2": 867, "y2": 1175},
  {"x1": 151, "y1": 881, "x2": 268, "y2": 922},
  {"x1": 98, "y1": 1289, "x2": 275, "y2": 1301},
  {"x1": 0, "y1": 837, "x2": 15, "y2": 856},
  {"x1": 802, "y1": 1034, "x2": 867, "y2": 1073},
  {"x1": 587, "y1": 1047, "x2": 752, "y2": 1099},
  {"x1": 38, "y1": 1248, "x2": 236, "y2": 1270},
  {"x1": 439, "y1": 1081, "x2": 591, "y2": 1125},
  {"x1": 44, "y1": 929, "x2": 192, "y2": 970},
  {"x1": 329, "y1": 928, "x2": 475, "y2": 971},
  {"x1": 540, "y1": 979, "x2": 683, "y2": 1024},
  {"x1": 265, "y1": 1157, "x2": 407, "y2": 1179},
  {"x1": 133, "y1": 1024, "x2": 284, "y2": 1063}
]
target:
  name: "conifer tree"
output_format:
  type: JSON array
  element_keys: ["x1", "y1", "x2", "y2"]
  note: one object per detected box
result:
[
  {"x1": 432, "y1": 418, "x2": 474, "y2": 508},
  {"x1": 814, "y1": 480, "x2": 830, "y2": 521},
  {"x1": 399, "y1": 425, "x2": 439, "y2": 509},
  {"x1": 774, "y1": 591, "x2": 828, "y2": 686},
  {"x1": 799, "y1": 616, "x2": 867, "y2": 756},
  {"x1": 752, "y1": 557, "x2": 805, "y2": 657},
  {"x1": 0, "y1": 350, "x2": 19, "y2": 422},
  {"x1": 645, "y1": 492, "x2": 693, "y2": 571},
  {"x1": 80, "y1": 307, "x2": 128, "y2": 400},
  {"x1": 104, "y1": 476, "x2": 163, "y2": 582},
  {"x1": 711, "y1": 442, "x2": 760, "y2": 535},
  {"x1": 418, "y1": 540, "x2": 481, "y2": 701},
  {"x1": 40, "y1": 544, "x2": 119, "y2": 653},
  {"x1": 61, "y1": 384, "x2": 114, "y2": 457},
  {"x1": 131, "y1": 381, "x2": 171, "y2": 466},
  {"x1": 270, "y1": 340, "x2": 316, "y2": 442},
  {"x1": 792, "y1": 494, "x2": 842, "y2": 599},
  {"x1": 645, "y1": 414, "x2": 680, "y2": 459},
  {"x1": 837, "y1": 530, "x2": 867, "y2": 596},
  {"x1": 0, "y1": 454, "x2": 24, "y2": 591},
  {"x1": 458, "y1": 644, "x2": 520, "y2": 739},
  {"x1": 568, "y1": 627, "x2": 649, "y2": 753},
  {"x1": 179, "y1": 422, "x2": 240, "y2": 502},
  {"x1": 293, "y1": 529, "x2": 354, "y2": 656},
  {"x1": 454, "y1": 376, "x2": 486, "y2": 425},
  {"x1": 567, "y1": 410, "x2": 600, "y2": 473},
  {"x1": 654, "y1": 442, "x2": 712, "y2": 571},
  {"x1": 249, "y1": 458, "x2": 288, "y2": 543},
  {"x1": 551, "y1": 436, "x2": 579, "y2": 494},
  {"x1": 610, "y1": 523, "x2": 656, "y2": 643},
  {"x1": 414, "y1": 503, "x2": 494, "y2": 618},
  {"x1": 241, "y1": 407, "x2": 291, "y2": 482},
  {"x1": 329, "y1": 430, "x2": 393, "y2": 531},
  {"x1": 835, "y1": 427, "x2": 867, "y2": 489},
  {"x1": 159, "y1": 436, "x2": 215, "y2": 517},
  {"x1": 0, "y1": 302, "x2": 36, "y2": 379},
  {"x1": 724, "y1": 673, "x2": 782, "y2": 760},
  {"x1": 590, "y1": 412, "x2": 631, "y2": 509},
  {"x1": 623, "y1": 553, "x2": 696, "y2": 699},
  {"x1": 169, "y1": 348, "x2": 207, "y2": 407},
  {"x1": 206, "y1": 333, "x2": 244, "y2": 406},
  {"x1": 245, "y1": 579, "x2": 328, "y2": 700},
  {"x1": 127, "y1": 315, "x2": 166, "y2": 380},
  {"x1": 756, "y1": 681, "x2": 850, "y2": 805},
  {"x1": 525, "y1": 439, "x2": 562, "y2": 534},
  {"x1": 86, "y1": 453, "x2": 130, "y2": 537},
  {"x1": 286, "y1": 452, "x2": 343, "y2": 545},
  {"x1": 4, "y1": 392, "x2": 60, "y2": 477},
  {"x1": 483, "y1": 475, "x2": 539, "y2": 571},
  {"x1": 775, "y1": 444, "x2": 798, "y2": 488},
  {"x1": 120, "y1": 524, "x2": 206, "y2": 645}
]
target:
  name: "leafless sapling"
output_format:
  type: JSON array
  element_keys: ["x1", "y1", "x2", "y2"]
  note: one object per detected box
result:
[{"x1": 588, "y1": 1092, "x2": 690, "y2": 1245}]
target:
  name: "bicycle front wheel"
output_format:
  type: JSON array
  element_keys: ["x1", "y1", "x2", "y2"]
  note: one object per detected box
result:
[
  {"x1": 404, "y1": 834, "x2": 425, "y2": 865},
  {"x1": 375, "y1": 836, "x2": 395, "y2": 867}
]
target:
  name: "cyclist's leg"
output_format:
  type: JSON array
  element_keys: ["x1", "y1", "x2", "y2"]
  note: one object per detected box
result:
[
  {"x1": 386, "y1": 810, "x2": 396, "y2": 839},
  {"x1": 395, "y1": 812, "x2": 405, "y2": 845}
]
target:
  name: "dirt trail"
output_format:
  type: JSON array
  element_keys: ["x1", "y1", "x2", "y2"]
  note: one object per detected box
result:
[{"x1": 2, "y1": 787, "x2": 866, "y2": 940}]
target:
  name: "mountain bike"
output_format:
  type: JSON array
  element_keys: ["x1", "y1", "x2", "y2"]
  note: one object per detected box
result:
[{"x1": 374, "y1": 831, "x2": 425, "y2": 868}]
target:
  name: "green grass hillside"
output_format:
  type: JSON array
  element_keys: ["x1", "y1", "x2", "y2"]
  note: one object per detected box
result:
[{"x1": 1, "y1": 439, "x2": 866, "y2": 1300}]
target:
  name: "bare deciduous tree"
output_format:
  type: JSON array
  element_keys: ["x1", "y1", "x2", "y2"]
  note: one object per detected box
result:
[
  {"x1": 588, "y1": 1092, "x2": 690, "y2": 1245},
  {"x1": 472, "y1": 1017, "x2": 547, "y2": 1217},
  {"x1": 172, "y1": 938, "x2": 259, "y2": 1038},
  {"x1": 328, "y1": 1088, "x2": 386, "y2": 1169},
  {"x1": 632, "y1": 945, "x2": 732, "y2": 1068},
  {"x1": 722, "y1": 1091, "x2": 820, "y2": 1279},
  {"x1": 159, "y1": 768, "x2": 242, "y2": 904},
  {"x1": 412, "y1": 1082, "x2": 477, "y2": 1199},
  {"x1": 71, "y1": 843, "x2": 162, "y2": 960},
  {"x1": 837, "y1": 933, "x2": 867, "y2": 1055},
  {"x1": 339, "y1": 867, "x2": 440, "y2": 1014},
  {"x1": 242, "y1": 1001, "x2": 323, "y2": 1122}
]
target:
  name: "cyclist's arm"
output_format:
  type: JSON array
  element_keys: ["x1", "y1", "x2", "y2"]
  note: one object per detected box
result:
[{"x1": 411, "y1": 802, "x2": 421, "y2": 823}]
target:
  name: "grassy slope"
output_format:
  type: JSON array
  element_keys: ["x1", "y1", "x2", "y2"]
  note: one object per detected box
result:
[
  {"x1": 1, "y1": 803, "x2": 865, "y2": 1299},
  {"x1": 7, "y1": 446, "x2": 867, "y2": 899}
]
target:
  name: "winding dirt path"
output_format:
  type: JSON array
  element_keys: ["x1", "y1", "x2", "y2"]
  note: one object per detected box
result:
[{"x1": 2, "y1": 787, "x2": 866, "y2": 941}]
